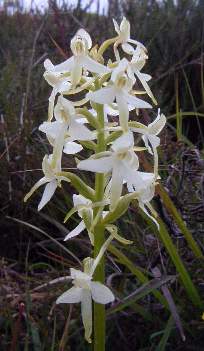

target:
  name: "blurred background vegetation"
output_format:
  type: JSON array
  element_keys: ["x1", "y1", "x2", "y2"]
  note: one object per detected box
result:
[{"x1": 0, "y1": 0, "x2": 204, "y2": 350}]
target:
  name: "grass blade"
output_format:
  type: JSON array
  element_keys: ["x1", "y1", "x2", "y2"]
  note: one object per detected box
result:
[
  {"x1": 175, "y1": 74, "x2": 182, "y2": 140},
  {"x1": 167, "y1": 111, "x2": 204, "y2": 121},
  {"x1": 108, "y1": 245, "x2": 169, "y2": 309},
  {"x1": 155, "y1": 315, "x2": 174, "y2": 351},
  {"x1": 157, "y1": 185, "x2": 203, "y2": 259},
  {"x1": 108, "y1": 275, "x2": 175, "y2": 315},
  {"x1": 7, "y1": 216, "x2": 82, "y2": 266},
  {"x1": 152, "y1": 267, "x2": 185, "y2": 341},
  {"x1": 140, "y1": 155, "x2": 203, "y2": 258},
  {"x1": 154, "y1": 216, "x2": 203, "y2": 309}
]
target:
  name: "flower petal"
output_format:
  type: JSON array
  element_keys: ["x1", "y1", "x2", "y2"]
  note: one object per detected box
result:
[
  {"x1": 56, "y1": 286, "x2": 82, "y2": 304},
  {"x1": 78, "y1": 156, "x2": 113, "y2": 173},
  {"x1": 91, "y1": 282, "x2": 115, "y2": 304},
  {"x1": 71, "y1": 60, "x2": 83, "y2": 86},
  {"x1": 113, "y1": 18, "x2": 120, "y2": 35},
  {"x1": 58, "y1": 80, "x2": 71, "y2": 94},
  {"x1": 127, "y1": 171, "x2": 154, "y2": 193},
  {"x1": 128, "y1": 38, "x2": 146, "y2": 51},
  {"x1": 39, "y1": 121, "x2": 63, "y2": 139},
  {"x1": 111, "y1": 58, "x2": 128, "y2": 82},
  {"x1": 63, "y1": 141, "x2": 83, "y2": 154},
  {"x1": 81, "y1": 290, "x2": 92, "y2": 343},
  {"x1": 110, "y1": 162, "x2": 124, "y2": 211},
  {"x1": 116, "y1": 93, "x2": 129, "y2": 131},
  {"x1": 42, "y1": 154, "x2": 54, "y2": 178},
  {"x1": 76, "y1": 29, "x2": 92, "y2": 49},
  {"x1": 24, "y1": 177, "x2": 48, "y2": 203},
  {"x1": 38, "y1": 180, "x2": 57, "y2": 211},
  {"x1": 136, "y1": 71, "x2": 156, "y2": 104},
  {"x1": 147, "y1": 134, "x2": 160, "y2": 149},
  {"x1": 111, "y1": 131, "x2": 134, "y2": 152},
  {"x1": 138, "y1": 183, "x2": 155, "y2": 203},
  {"x1": 64, "y1": 220, "x2": 86, "y2": 241},
  {"x1": 73, "y1": 194, "x2": 91, "y2": 207},
  {"x1": 124, "y1": 92, "x2": 152, "y2": 109},
  {"x1": 122, "y1": 42, "x2": 135, "y2": 55},
  {"x1": 69, "y1": 120, "x2": 95, "y2": 141},
  {"x1": 148, "y1": 111, "x2": 166, "y2": 135},
  {"x1": 82, "y1": 56, "x2": 109, "y2": 75},
  {"x1": 44, "y1": 58, "x2": 54, "y2": 70},
  {"x1": 70, "y1": 268, "x2": 91, "y2": 281},
  {"x1": 119, "y1": 17, "x2": 130, "y2": 41},
  {"x1": 48, "y1": 89, "x2": 56, "y2": 121},
  {"x1": 87, "y1": 87, "x2": 115, "y2": 105},
  {"x1": 51, "y1": 56, "x2": 75, "y2": 73}
]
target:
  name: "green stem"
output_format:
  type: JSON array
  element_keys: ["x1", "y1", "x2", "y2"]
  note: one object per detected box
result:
[
  {"x1": 93, "y1": 102, "x2": 106, "y2": 351},
  {"x1": 93, "y1": 224, "x2": 105, "y2": 351}
]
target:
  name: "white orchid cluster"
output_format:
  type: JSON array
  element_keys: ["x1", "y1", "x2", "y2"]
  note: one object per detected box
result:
[{"x1": 24, "y1": 17, "x2": 166, "y2": 343}]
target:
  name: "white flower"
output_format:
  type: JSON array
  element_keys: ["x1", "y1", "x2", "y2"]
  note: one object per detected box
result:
[
  {"x1": 136, "y1": 182, "x2": 159, "y2": 228},
  {"x1": 24, "y1": 154, "x2": 68, "y2": 211},
  {"x1": 78, "y1": 132, "x2": 141, "y2": 210},
  {"x1": 127, "y1": 171, "x2": 155, "y2": 193},
  {"x1": 45, "y1": 29, "x2": 109, "y2": 87},
  {"x1": 87, "y1": 59, "x2": 152, "y2": 131},
  {"x1": 130, "y1": 109, "x2": 166, "y2": 154},
  {"x1": 64, "y1": 194, "x2": 108, "y2": 244},
  {"x1": 127, "y1": 47, "x2": 157, "y2": 105},
  {"x1": 125, "y1": 169, "x2": 158, "y2": 227},
  {"x1": 130, "y1": 109, "x2": 166, "y2": 179},
  {"x1": 56, "y1": 265, "x2": 114, "y2": 343},
  {"x1": 39, "y1": 96, "x2": 95, "y2": 156},
  {"x1": 64, "y1": 194, "x2": 92, "y2": 242},
  {"x1": 43, "y1": 60, "x2": 71, "y2": 120},
  {"x1": 113, "y1": 17, "x2": 146, "y2": 60}
]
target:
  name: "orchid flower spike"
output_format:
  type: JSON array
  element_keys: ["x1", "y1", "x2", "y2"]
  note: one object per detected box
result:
[
  {"x1": 87, "y1": 58, "x2": 152, "y2": 132},
  {"x1": 25, "y1": 21, "x2": 166, "y2": 346},
  {"x1": 113, "y1": 17, "x2": 146, "y2": 60},
  {"x1": 44, "y1": 29, "x2": 109, "y2": 88},
  {"x1": 24, "y1": 154, "x2": 69, "y2": 211}
]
